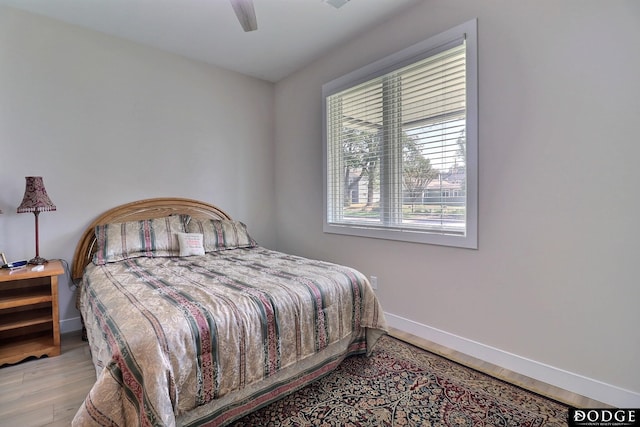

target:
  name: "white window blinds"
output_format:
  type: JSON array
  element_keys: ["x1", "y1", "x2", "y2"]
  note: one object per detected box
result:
[{"x1": 323, "y1": 20, "x2": 477, "y2": 248}]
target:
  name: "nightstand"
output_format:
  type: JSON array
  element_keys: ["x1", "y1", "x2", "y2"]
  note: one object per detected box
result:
[{"x1": 0, "y1": 260, "x2": 64, "y2": 366}]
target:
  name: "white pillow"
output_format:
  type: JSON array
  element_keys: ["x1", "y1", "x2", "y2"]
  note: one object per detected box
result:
[{"x1": 176, "y1": 233, "x2": 205, "y2": 257}]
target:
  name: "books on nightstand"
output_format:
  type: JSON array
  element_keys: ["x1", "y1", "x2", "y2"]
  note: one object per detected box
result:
[{"x1": 1, "y1": 260, "x2": 28, "y2": 270}]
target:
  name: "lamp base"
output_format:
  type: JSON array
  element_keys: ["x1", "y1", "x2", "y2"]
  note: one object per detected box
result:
[{"x1": 28, "y1": 256, "x2": 48, "y2": 265}]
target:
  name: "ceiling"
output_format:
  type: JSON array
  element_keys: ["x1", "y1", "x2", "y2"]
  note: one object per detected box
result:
[{"x1": 0, "y1": 0, "x2": 422, "y2": 82}]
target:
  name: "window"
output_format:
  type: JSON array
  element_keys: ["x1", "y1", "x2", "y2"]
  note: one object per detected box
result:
[{"x1": 323, "y1": 19, "x2": 477, "y2": 248}]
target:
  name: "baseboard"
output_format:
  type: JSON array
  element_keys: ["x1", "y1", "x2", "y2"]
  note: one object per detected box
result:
[
  {"x1": 385, "y1": 312, "x2": 640, "y2": 408},
  {"x1": 60, "y1": 316, "x2": 83, "y2": 334}
]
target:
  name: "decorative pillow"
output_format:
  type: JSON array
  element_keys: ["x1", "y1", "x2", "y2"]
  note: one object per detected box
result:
[
  {"x1": 176, "y1": 233, "x2": 205, "y2": 257},
  {"x1": 93, "y1": 215, "x2": 187, "y2": 265},
  {"x1": 186, "y1": 219, "x2": 257, "y2": 252}
]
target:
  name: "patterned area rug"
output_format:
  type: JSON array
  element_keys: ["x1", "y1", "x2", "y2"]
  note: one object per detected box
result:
[{"x1": 230, "y1": 335, "x2": 569, "y2": 426}]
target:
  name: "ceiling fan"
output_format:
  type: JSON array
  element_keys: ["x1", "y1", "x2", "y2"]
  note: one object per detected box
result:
[
  {"x1": 229, "y1": 0, "x2": 258, "y2": 32},
  {"x1": 229, "y1": 0, "x2": 351, "y2": 33}
]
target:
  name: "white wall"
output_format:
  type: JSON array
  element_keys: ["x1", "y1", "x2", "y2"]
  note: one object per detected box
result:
[
  {"x1": 0, "y1": 7, "x2": 276, "y2": 331},
  {"x1": 274, "y1": 0, "x2": 640, "y2": 406}
]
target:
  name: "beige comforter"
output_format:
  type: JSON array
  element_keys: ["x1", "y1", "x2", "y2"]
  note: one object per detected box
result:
[{"x1": 73, "y1": 247, "x2": 387, "y2": 426}]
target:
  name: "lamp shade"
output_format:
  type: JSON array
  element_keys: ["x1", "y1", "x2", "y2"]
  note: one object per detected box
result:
[{"x1": 17, "y1": 177, "x2": 56, "y2": 213}]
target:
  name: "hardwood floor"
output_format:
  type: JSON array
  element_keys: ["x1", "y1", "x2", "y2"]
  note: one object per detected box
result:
[
  {"x1": 0, "y1": 331, "x2": 94, "y2": 426},
  {"x1": 0, "y1": 329, "x2": 606, "y2": 426}
]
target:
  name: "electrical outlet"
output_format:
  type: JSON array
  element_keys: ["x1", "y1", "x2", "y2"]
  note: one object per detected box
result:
[{"x1": 369, "y1": 275, "x2": 378, "y2": 290}]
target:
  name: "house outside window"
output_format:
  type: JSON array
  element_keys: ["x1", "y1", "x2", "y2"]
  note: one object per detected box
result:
[{"x1": 323, "y1": 20, "x2": 478, "y2": 248}]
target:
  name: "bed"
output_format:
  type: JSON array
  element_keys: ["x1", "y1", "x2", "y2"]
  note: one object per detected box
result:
[{"x1": 70, "y1": 198, "x2": 387, "y2": 426}]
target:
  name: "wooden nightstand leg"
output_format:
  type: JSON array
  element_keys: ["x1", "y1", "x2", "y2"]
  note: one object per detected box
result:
[{"x1": 50, "y1": 275, "x2": 60, "y2": 355}]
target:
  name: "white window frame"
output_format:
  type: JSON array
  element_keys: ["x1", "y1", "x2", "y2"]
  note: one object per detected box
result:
[{"x1": 322, "y1": 19, "x2": 478, "y2": 249}]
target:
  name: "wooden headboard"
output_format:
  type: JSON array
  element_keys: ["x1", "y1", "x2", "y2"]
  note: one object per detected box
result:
[{"x1": 71, "y1": 197, "x2": 232, "y2": 282}]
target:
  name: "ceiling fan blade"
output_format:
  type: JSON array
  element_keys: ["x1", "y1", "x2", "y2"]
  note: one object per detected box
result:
[
  {"x1": 230, "y1": 0, "x2": 257, "y2": 32},
  {"x1": 325, "y1": 0, "x2": 350, "y2": 9}
]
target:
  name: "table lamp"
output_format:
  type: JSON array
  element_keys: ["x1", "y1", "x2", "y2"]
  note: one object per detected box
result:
[{"x1": 17, "y1": 176, "x2": 56, "y2": 265}]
